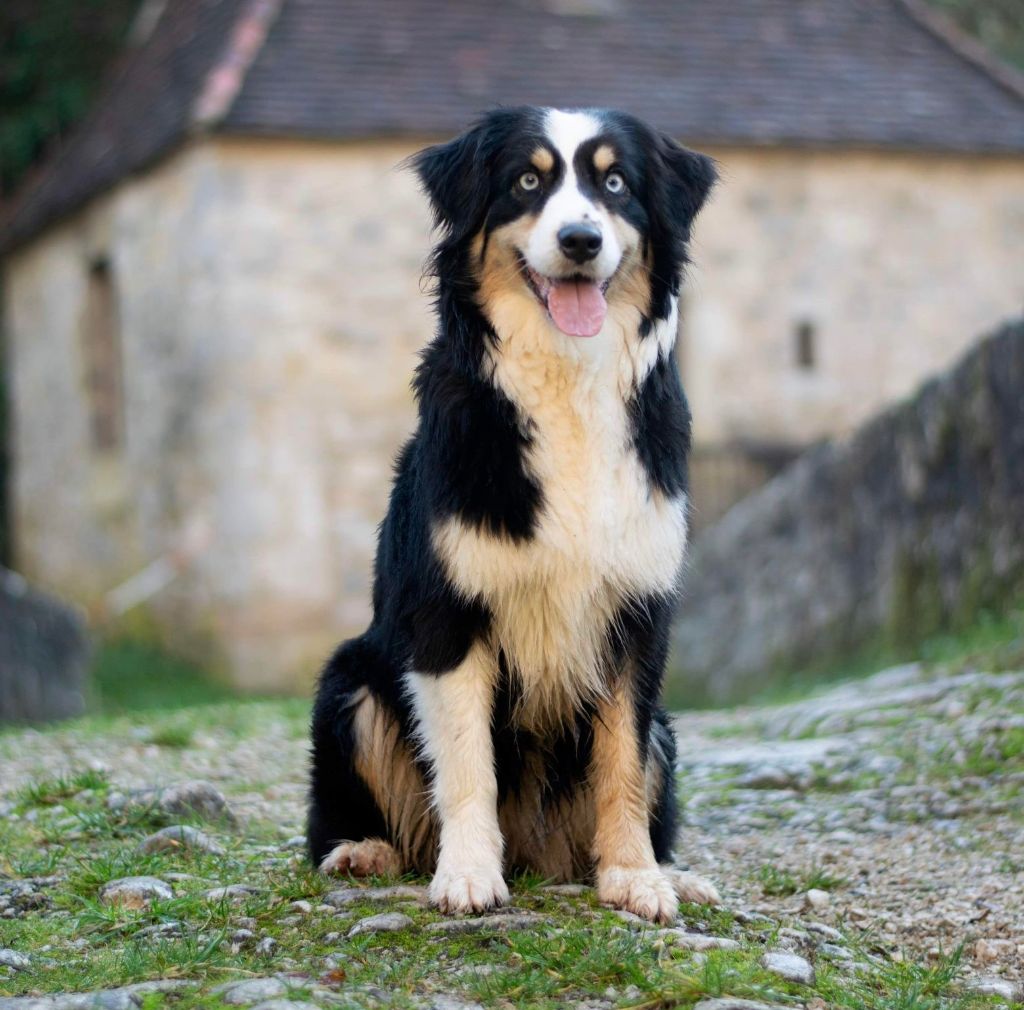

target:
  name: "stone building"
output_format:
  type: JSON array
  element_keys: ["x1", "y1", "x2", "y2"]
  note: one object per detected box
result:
[{"x1": 2, "y1": 0, "x2": 1023, "y2": 690}]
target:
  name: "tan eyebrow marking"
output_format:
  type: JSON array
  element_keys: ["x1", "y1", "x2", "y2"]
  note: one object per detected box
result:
[
  {"x1": 531, "y1": 147, "x2": 555, "y2": 173},
  {"x1": 593, "y1": 144, "x2": 616, "y2": 172}
]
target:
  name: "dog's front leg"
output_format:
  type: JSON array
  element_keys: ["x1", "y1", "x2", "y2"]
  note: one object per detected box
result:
[
  {"x1": 591, "y1": 678, "x2": 678, "y2": 924},
  {"x1": 406, "y1": 642, "x2": 508, "y2": 913}
]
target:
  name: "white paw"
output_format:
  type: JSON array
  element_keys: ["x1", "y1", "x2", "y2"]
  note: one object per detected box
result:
[
  {"x1": 597, "y1": 865, "x2": 679, "y2": 924},
  {"x1": 429, "y1": 860, "x2": 509, "y2": 914},
  {"x1": 319, "y1": 838, "x2": 403, "y2": 877},
  {"x1": 664, "y1": 867, "x2": 722, "y2": 906}
]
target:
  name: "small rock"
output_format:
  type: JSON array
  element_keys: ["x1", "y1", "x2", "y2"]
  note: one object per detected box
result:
[
  {"x1": 803, "y1": 888, "x2": 831, "y2": 911},
  {"x1": 735, "y1": 767, "x2": 797, "y2": 790},
  {"x1": 425, "y1": 912, "x2": 544, "y2": 934},
  {"x1": 204, "y1": 884, "x2": 260, "y2": 902},
  {"x1": 0, "y1": 980, "x2": 192, "y2": 1009},
  {"x1": 694, "y1": 1000, "x2": 787, "y2": 1010},
  {"x1": 213, "y1": 978, "x2": 288, "y2": 1005},
  {"x1": 154, "y1": 781, "x2": 237, "y2": 823},
  {"x1": 135, "y1": 921, "x2": 183, "y2": 939},
  {"x1": 819, "y1": 943, "x2": 854, "y2": 962},
  {"x1": 249, "y1": 1003, "x2": 316, "y2": 1010},
  {"x1": 761, "y1": 950, "x2": 815, "y2": 986},
  {"x1": 965, "y1": 977, "x2": 1023, "y2": 1001},
  {"x1": 138, "y1": 825, "x2": 225, "y2": 855},
  {"x1": 656, "y1": 929, "x2": 740, "y2": 952},
  {"x1": 282, "y1": 835, "x2": 307, "y2": 849},
  {"x1": 805, "y1": 921, "x2": 842, "y2": 941},
  {"x1": 289, "y1": 900, "x2": 313, "y2": 914},
  {"x1": 99, "y1": 876, "x2": 173, "y2": 909},
  {"x1": 324, "y1": 884, "x2": 428, "y2": 907},
  {"x1": 541, "y1": 883, "x2": 591, "y2": 896},
  {"x1": 0, "y1": 949, "x2": 30, "y2": 970},
  {"x1": 347, "y1": 912, "x2": 414, "y2": 937},
  {"x1": 974, "y1": 938, "x2": 1017, "y2": 963},
  {"x1": 110, "y1": 781, "x2": 237, "y2": 825},
  {"x1": 254, "y1": 937, "x2": 278, "y2": 956}
]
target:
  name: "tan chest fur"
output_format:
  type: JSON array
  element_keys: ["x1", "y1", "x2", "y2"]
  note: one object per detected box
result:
[{"x1": 432, "y1": 305, "x2": 687, "y2": 729}]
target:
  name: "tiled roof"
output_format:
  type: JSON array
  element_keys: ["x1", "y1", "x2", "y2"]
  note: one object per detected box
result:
[{"x1": 5, "y1": 0, "x2": 1024, "y2": 251}]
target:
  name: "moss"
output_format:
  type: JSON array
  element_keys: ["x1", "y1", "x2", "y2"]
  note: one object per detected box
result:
[{"x1": 886, "y1": 549, "x2": 946, "y2": 650}]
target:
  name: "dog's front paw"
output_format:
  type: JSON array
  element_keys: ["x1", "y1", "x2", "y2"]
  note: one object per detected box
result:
[
  {"x1": 597, "y1": 865, "x2": 679, "y2": 924},
  {"x1": 319, "y1": 838, "x2": 403, "y2": 877},
  {"x1": 430, "y1": 860, "x2": 509, "y2": 914},
  {"x1": 664, "y1": 867, "x2": 721, "y2": 906}
]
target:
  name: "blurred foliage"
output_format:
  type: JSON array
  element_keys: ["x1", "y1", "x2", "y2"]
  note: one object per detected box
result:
[
  {"x1": 926, "y1": 0, "x2": 1024, "y2": 70},
  {"x1": 0, "y1": 0, "x2": 141, "y2": 196},
  {"x1": 90, "y1": 638, "x2": 234, "y2": 715}
]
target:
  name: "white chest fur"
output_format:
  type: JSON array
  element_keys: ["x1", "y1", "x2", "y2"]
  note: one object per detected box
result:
[{"x1": 432, "y1": 307, "x2": 687, "y2": 727}]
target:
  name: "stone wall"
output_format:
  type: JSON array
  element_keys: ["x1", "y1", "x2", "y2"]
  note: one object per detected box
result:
[
  {"x1": 4, "y1": 136, "x2": 1024, "y2": 691},
  {"x1": 0, "y1": 568, "x2": 90, "y2": 723},
  {"x1": 669, "y1": 319, "x2": 1024, "y2": 705}
]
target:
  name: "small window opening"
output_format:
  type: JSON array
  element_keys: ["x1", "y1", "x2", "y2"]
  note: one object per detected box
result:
[
  {"x1": 795, "y1": 320, "x2": 816, "y2": 371},
  {"x1": 82, "y1": 256, "x2": 124, "y2": 451}
]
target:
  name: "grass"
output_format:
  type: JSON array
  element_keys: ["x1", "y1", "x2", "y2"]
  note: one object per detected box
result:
[
  {"x1": 0, "y1": 631, "x2": 1020, "y2": 1007},
  {"x1": 756, "y1": 862, "x2": 846, "y2": 897},
  {"x1": 89, "y1": 638, "x2": 237, "y2": 715},
  {"x1": 0, "y1": 746, "x2": 1010, "y2": 1008}
]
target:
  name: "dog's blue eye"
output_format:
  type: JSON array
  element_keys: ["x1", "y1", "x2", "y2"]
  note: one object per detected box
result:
[
  {"x1": 605, "y1": 171, "x2": 626, "y2": 195},
  {"x1": 518, "y1": 171, "x2": 540, "y2": 192}
]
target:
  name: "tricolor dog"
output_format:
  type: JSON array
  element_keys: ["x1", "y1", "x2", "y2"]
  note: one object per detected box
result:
[{"x1": 308, "y1": 106, "x2": 719, "y2": 922}]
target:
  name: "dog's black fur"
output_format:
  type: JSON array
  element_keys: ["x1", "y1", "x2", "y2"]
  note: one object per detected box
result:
[{"x1": 308, "y1": 107, "x2": 715, "y2": 890}]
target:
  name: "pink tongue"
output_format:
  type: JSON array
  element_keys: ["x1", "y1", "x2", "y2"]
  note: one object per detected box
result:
[{"x1": 547, "y1": 279, "x2": 607, "y2": 337}]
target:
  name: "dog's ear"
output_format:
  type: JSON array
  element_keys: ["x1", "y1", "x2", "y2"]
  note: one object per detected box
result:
[
  {"x1": 412, "y1": 124, "x2": 491, "y2": 239},
  {"x1": 656, "y1": 133, "x2": 717, "y2": 234}
]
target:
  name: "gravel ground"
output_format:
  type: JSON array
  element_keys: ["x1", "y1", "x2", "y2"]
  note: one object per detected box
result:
[{"x1": 1, "y1": 662, "x2": 1021, "y2": 1007}]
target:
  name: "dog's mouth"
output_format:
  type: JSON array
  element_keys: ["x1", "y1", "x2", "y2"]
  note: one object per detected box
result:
[{"x1": 521, "y1": 260, "x2": 611, "y2": 338}]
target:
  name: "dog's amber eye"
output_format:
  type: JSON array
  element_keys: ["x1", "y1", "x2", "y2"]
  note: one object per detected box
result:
[
  {"x1": 518, "y1": 171, "x2": 540, "y2": 192},
  {"x1": 604, "y1": 171, "x2": 626, "y2": 195}
]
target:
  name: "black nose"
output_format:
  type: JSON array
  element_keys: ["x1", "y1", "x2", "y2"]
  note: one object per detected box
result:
[{"x1": 557, "y1": 223, "x2": 603, "y2": 264}]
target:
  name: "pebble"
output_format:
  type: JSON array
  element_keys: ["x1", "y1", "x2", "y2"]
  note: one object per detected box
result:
[
  {"x1": 761, "y1": 950, "x2": 816, "y2": 986},
  {"x1": 98, "y1": 876, "x2": 173, "y2": 909},
  {"x1": 0, "y1": 949, "x2": 30, "y2": 970},
  {"x1": 425, "y1": 912, "x2": 545, "y2": 934},
  {"x1": 694, "y1": 1000, "x2": 788, "y2": 1010},
  {"x1": 282, "y1": 835, "x2": 307, "y2": 849},
  {"x1": 805, "y1": 921, "x2": 842, "y2": 941},
  {"x1": 109, "y1": 781, "x2": 237, "y2": 825},
  {"x1": 347, "y1": 912, "x2": 415, "y2": 937},
  {"x1": 541, "y1": 883, "x2": 591, "y2": 896},
  {"x1": 819, "y1": 942, "x2": 855, "y2": 961},
  {"x1": 255, "y1": 937, "x2": 278, "y2": 956},
  {"x1": 138, "y1": 825, "x2": 225, "y2": 855},
  {"x1": 974, "y1": 937, "x2": 1017, "y2": 963},
  {"x1": 0, "y1": 980, "x2": 190, "y2": 1009},
  {"x1": 324, "y1": 885, "x2": 429, "y2": 907},
  {"x1": 213, "y1": 978, "x2": 287, "y2": 1005},
  {"x1": 965, "y1": 977, "x2": 1023, "y2": 1001},
  {"x1": 249, "y1": 1003, "x2": 316, "y2": 1010},
  {"x1": 203, "y1": 884, "x2": 261, "y2": 902},
  {"x1": 803, "y1": 888, "x2": 831, "y2": 910},
  {"x1": 655, "y1": 930, "x2": 740, "y2": 952}
]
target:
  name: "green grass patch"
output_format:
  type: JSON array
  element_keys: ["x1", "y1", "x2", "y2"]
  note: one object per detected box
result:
[{"x1": 90, "y1": 639, "x2": 237, "y2": 715}]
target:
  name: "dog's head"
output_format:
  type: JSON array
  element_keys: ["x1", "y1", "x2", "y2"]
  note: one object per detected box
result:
[{"x1": 414, "y1": 107, "x2": 716, "y2": 339}]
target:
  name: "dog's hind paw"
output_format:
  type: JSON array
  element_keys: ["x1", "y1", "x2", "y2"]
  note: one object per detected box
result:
[
  {"x1": 663, "y1": 866, "x2": 721, "y2": 906},
  {"x1": 319, "y1": 838, "x2": 403, "y2": 877},
  {"x1": 597, "y1": 865, "x2": 679, "y2": 924},
  {"x1": 429, "y1": 860, "x2": 509, "y2": 914}
]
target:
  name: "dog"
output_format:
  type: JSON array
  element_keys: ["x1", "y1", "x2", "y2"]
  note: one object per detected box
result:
[{"x1": 308, "y1": 106, "x2": 719, "y2": 923}]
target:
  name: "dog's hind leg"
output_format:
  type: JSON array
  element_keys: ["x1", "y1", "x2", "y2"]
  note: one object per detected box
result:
[{"x1": 308, "y1": 638, "x2": 427, "y2": 877}]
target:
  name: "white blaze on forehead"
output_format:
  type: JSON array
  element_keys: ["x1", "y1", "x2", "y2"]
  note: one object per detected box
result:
[
  {"x1": 544, "y1": 108, "x2": 603, "y2": 169},
  {"x1": 523, "y1": 108, "x2": 624, "y2": 284}
]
